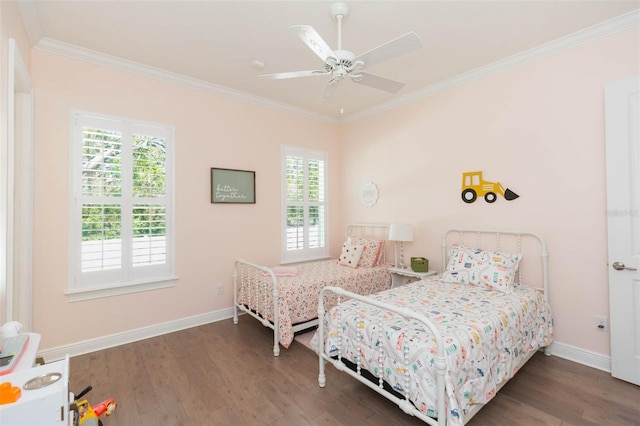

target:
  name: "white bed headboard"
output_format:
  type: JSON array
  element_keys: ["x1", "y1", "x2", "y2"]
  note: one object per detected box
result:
[
  {"x1": 442, "y1": 228, "x2": 549, "y2": 296},
  {"x1": 345, "y1": 223, "x2": 392, "y2": 265}
]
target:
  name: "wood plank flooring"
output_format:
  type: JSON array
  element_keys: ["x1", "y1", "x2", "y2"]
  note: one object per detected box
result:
[{"x1": 68, "y1": 318, "x2": 640, "y2": 426}]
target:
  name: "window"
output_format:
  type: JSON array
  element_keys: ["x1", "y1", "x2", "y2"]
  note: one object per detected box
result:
[
  {"x1": 69, "y1": 111, "x2": 175, "y2": 300},
  {"x1": 281, "y1": 146, "x2": 328, "y2": 263}
]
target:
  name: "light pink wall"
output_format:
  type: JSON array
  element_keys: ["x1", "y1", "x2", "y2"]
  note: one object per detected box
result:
[
  {"x1": 338, "y1": 28, "x2": 640, "y2": 356},
  {"x1": 31, "y1": 51, "x2": 341, "y2": 349}
]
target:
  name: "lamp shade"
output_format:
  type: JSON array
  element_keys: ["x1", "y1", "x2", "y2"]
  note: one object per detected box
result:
[{"x1": 389, "y1": 223, "x2": 414, "y2": 242}]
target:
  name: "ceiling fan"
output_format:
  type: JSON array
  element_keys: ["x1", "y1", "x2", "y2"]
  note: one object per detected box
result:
[{"x1": 259, "y1": 2, "x2": 422, "y2": 103}]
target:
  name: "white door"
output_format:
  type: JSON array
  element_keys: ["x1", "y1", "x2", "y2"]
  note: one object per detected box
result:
[{"x1": 605, "y1": 75, "x2": 640, "y2": 386}]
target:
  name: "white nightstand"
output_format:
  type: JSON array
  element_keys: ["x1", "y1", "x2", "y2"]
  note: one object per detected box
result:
[{"x1": 388, "y1": 267, "x2": 437, "y2": 288}]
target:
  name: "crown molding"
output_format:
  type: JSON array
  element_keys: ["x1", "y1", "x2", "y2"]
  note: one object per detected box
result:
[
  {"x1": 16, "y1": 0, "x2": 43, "y2": 46},
  {"x1": 27, "y1": 8, "x2": 639, "y2": 125},
  {"x1": 33, "y1": 37, "x2": 339, "y2": 125},
  {"x1": 344, "y1": 9, "x2": 640, "y2": 124}
]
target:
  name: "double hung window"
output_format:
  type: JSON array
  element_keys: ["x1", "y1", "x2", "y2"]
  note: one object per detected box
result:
[
  {"x1": 69, "y1": 111, "x2": 175, "y2": 300},
  {"x1": 281, "y1": 146, "x2": 328, "y2": 263}
]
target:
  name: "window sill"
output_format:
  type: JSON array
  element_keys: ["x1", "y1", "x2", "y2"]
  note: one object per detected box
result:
[
  {"x1": 281, "y1": 256, "x2": 331, "y2": 265},
  {"x1": 66, "y1": 276, "x2": 178, "y2": 302}
]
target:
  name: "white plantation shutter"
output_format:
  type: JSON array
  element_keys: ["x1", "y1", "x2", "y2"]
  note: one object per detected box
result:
[
  {"x1": 281, "y1": 146, "x2": 328, "y2": 263},
  {"x1": 70, "y1": 111, "x2": 175, "y2": 299}
]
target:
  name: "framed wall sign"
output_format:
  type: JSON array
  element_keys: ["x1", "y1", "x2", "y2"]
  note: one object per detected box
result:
[{"x1": 211, "y1": 168, "x2": 255, "y2": 204}]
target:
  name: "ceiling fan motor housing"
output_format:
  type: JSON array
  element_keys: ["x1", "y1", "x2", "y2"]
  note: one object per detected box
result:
[
  {"x1": 334, "y1": 49, "x2": 355, "y2": 68},
  {"x1": 331, "y1": 3, "x2": 350, "y2": 21}
]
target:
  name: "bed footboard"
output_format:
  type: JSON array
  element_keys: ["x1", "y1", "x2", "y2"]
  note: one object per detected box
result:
[
  {"x1": 317, "y1": 286, "x2": 448, "y2": 426},
  {"x1": 233, "y1": 260, "x2": 280, "y2": 356}
]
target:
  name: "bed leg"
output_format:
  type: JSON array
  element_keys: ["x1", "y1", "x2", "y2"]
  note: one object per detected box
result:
[
  {"x1": 273, "y1": 343, "x2": 280, "y2": 357},
  {"x1": 544, "y1": 345, "x2": 552, "y2": 356},
  {"x1": 233, "y1": 265, "x2": 239, "y2": 325},
  {"x1": 318, "y1": 359, "x2": 326, "y2": 388}
]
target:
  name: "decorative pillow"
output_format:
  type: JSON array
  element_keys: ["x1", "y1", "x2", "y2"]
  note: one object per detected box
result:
[
  {"x1": 477, "y1": 250, "x2": 522, "y2": 292},
  {"x1": 442, "y1": 245, "x2": 487, "y2": 285},
  {"x1": 337, "y1": 242, "x2": 365, "y2": 268},
  {"x1": 347, "y1": 237, "x2": 384, "y2": 267},
  {"x1": 442, "y1": 245, "x2": 522, "y2": 292}
]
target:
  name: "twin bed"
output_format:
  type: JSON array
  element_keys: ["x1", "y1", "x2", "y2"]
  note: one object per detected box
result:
[
  {"x1": 233, "y1": 226, "x2": 554, "y2": 425},
  {"x1": 315, "y1": 228, "x2": 554, "y2": 425},
  {"x1": 233, "y1": 223, "x2": 393, "y2": 356}
]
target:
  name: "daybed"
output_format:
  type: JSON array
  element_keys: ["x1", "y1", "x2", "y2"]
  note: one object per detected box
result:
[
  {"x1": 315, "y1": 228, "x2": 554, "y2": 426},
  {"x1": 233, "y1": 223, "x2": 393, "y2": 356}
]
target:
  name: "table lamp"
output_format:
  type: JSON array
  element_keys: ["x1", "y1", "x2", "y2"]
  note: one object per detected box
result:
[{"x1": 389, "y1": 223, "x2": 414, "y2": 268}]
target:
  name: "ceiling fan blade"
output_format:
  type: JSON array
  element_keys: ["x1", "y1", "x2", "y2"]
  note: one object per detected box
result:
[
  {"x1": 259, "y1": 70, "x2": 329, "y2": 80},
  {"x1": 318, "y1": 78, "x2": 341, "y2": 104},
  {"x1": 351, "y1": 72, "x2": 405, "y2": 94},
  {"x1": 354, "y1": 32, "x2": 422, "y2": 69},
  {"x1": 291, "y1": 25, "x2": 337, "y2": 64}
]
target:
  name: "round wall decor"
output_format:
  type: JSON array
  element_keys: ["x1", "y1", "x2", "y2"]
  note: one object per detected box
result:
[{"x1": 359, "y1": 182, "x2": 379, "y2": 207}]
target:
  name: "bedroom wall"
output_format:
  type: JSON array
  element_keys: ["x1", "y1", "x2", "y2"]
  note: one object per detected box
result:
[
  {"x1": 337, "y1": 27, "x2": 640, "y2": 358},
  {"x1": 30, "y1": 50, "x2": 341, "y2": 350}
]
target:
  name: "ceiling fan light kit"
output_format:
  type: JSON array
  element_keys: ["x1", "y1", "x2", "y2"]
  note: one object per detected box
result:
[{"x1": 259, "y1": 2, "x2": 422, "y2": 103}]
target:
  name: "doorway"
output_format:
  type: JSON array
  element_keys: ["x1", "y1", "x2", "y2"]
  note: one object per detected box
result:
[
  {"x1": 0, "y1": 38, "x2": 34, "y2": 329},
  {"x1": 605, "y1": 75, "x2": 640, "y2": 385}
]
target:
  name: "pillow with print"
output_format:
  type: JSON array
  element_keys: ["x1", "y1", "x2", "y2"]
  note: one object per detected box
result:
[
  {"x1": 347, "y1": 237, "x2": 384, "y2": 267},
  {"x1": 337, "y1": 242, "x2": 365, "y2": 268},
  {"x1": 441, "y1": 245, "x2": 488, "y2": 285},
  {"x1": 476, "y1": 250, "x2": 522, "y2": 292}
]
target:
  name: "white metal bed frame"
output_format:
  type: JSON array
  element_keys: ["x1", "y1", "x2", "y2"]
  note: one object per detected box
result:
[
  {"x1": 233, "y1": 223, "x2": 391, "y2": 356},
  {"x1": 317, "y1": 228, "x2": 551, "y2": 426}
]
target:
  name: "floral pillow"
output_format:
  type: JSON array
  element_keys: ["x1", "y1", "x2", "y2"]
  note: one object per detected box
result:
[
  {"x1": 347, "y1": 237, "x2": 384, "y2": 267},
  {"x1": 337, "y1": 242, "x2": 365, "y2": 268},
  {"x1": 442, "y1": 245, "x2": 522, "y2": 292}
]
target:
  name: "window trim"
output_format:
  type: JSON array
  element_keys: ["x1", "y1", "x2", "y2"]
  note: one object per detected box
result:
[
  {"x1": 67, "y1": 110, "x2": 176, "y2": 301},
  {"x1": 280, "y1": 145, "x2": 329, "y2": 264}
]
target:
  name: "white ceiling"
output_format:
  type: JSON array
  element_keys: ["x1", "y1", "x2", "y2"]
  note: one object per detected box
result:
[{"x1": 17, "y1": 1, "x2": 640, "y2": 123}]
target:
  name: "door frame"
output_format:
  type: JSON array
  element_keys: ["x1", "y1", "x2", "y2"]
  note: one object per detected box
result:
[{"x1": 1, "y1": 38, "x2": 34, "y2": 329}]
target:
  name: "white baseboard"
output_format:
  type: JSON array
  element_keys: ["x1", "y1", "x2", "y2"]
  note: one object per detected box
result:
[
  {"x1": 37, "y1": 310, "x2": 612, "y2": 375},
  {"x1": 547, "y1": 341, "x2": 611, "y2": 373},
  {"x1": 37, "y1": 307, "x2": 234, "y2": 362}
]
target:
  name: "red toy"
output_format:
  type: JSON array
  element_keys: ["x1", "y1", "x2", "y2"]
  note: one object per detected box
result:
[{"x1": 71, "y1": 386, "x2": 117, "y2": 426}]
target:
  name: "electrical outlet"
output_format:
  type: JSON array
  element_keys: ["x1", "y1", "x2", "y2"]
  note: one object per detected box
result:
[
  {"x1": 217, "y1": 284, "x2": 224, "y2": 295},
  {"x1": 595, "y1": 316, "x2": 609, "y2": 332}
]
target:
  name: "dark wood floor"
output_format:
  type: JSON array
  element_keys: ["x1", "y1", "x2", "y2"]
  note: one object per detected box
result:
[{"x1": 68, "y1": 318, "x2": 640, "y2": 426}]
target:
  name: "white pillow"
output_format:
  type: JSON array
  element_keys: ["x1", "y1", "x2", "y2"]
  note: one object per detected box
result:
[
  {"x1": 337, "y1": 242, "x2": 365, "y2": 268},
  {"x1": 478, "y1": 250, "x2": 522, "y2": 292},
  {"x1": 442, "y1": 245, "x2": 522, "y2": 292},
  {"x1": 442, "y1": 245, "x2": 487, "y2": 285}
]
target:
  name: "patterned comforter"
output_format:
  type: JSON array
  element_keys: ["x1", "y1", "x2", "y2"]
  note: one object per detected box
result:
[
  {"x1": 237, "y1": 260, "x2": 391, "y2": 348},
  {"x1": 319, "y1": 276, "x2": 554, "y2": 425}
]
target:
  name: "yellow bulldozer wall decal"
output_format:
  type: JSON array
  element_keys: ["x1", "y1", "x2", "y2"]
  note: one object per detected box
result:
[{"x1": 461, "y1": 171, "x2": 519, "y2": 203}]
